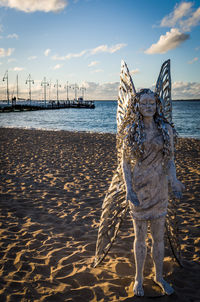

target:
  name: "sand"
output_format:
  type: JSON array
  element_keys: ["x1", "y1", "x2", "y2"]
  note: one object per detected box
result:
[{"x1": 0, "y1": 127, "x2": 199, "y2": 302}]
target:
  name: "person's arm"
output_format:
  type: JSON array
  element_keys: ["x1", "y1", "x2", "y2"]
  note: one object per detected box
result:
[
  {"x1": 167, "y1": 125, "x2": 185, "y2": 198},
  {"x1": 122, "y1": 148, "x2": 140, "y2": 206}
]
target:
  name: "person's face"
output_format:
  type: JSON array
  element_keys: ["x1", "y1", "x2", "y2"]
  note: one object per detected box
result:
[{"x1": 138, "y1": 94, "x2": 156, "y2": 117}]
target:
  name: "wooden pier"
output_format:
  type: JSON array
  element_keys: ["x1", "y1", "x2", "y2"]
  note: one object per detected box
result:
[{"x1": 0, "y1": 99, "x2": 95, "y2": 113}]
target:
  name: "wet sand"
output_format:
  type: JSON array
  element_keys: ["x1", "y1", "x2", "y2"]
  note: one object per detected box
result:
[{"x1": 0, "y1": 128, "x2": 199, "y2": 302}]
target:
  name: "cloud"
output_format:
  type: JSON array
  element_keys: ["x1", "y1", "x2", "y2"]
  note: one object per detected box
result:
[
  {"x1": 145, "y1": 28, "x2": 189, "y2": 54},
  {"x1": 28, "y1": 56, "x2": 37, "y2": 60},
  {"x1": 0, "y1": 24, "x2": 3, "y2": 32},
  {"x1": 0, "y1": 47, "x2": 14, "y2": 57},
  {"x1": 7, "y1": 33, "x2": 18, "y2": 39},
  {"x1": 180, "y1": 7, "x2": 200, "y2": 31},
  {"x1": 91, "y1": 69, "x2": 103, "y2": 73},
  {"x1": 7, "y1": 58, "x2": 17, "y2": 63},
  {"x1": 130, "y1": 68, "x2": 139, "y2": 75},
  {"x1": 65, "y1": 50, "x2": 87, "y2": 60},
  {"x1": 52, "y1": 50, "x2": 87, "y2": 60},
  {"x1": 79, "y1": 81, "x2": 119, "y2": 100},
  {"x1": 52, "y1": 43, "x2": 127, "y2": 61},
  {"x1": 52, "y1": 64, "x2": 62, "y2": 69},
  {"x1": 188, "y1": 57, "x2": 198, "y2": 64},
  {"x1": 160, "y1": 2, "x2": 200, "y2": 32},
  {"x1": 173, "y1": 81, "x2": 200, "y2": 99},
  {"x1": 44, "y1": 48, "x2": 51, "y2": 56},
  {"x1": 12, "y1": 67, "x2": 24, "y2": 71},
  {"x1": 88, "y1": 61, "x2": 99, "y2": 67},
  {"x1": 90, "y1": 43, "x2": 126, "y2": 55},
  {"x1": 83, "y1": 80, "x2": 200, "y2": 100},
  {"x1": 0, "y1": 0, "x2": 68, "y2": 13},
  {"x1": 160, "y1": 2, "x2": 192, "y2": 28}
]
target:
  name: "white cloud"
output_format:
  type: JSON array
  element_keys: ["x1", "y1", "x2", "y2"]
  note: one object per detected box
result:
[
  {"x1": 82, "y1": 80, "x2": 200, "y2": 100},
  {"x1": 13, "y1": 67, "x2": 24, "y2": 71},
  {"x1": 52, "y1": 64, "x2": 62, "y2": 69},
  {"x1": 145, "y1": 28, "x2": 189, "y2": 54},
  {"x1": 88, "y1": 61, "x2": 99, "y2": 67},
  {"x1": 52, "y1": 43, "x2": 127, "y2": 61},
  {"x1": 180, "y1": 7, "x2": 200, "y2": 31},
  {"x1": 7, "y1": 58, "x2": 17, "y2": 63},
  {"x1": 52, "y1": 50, "x2": 87, "y2": 60},
  {"x1": 0, "y1": 0, "x2": 68, "y2": 13},
  {"x1": 28, "y1": 56, "x2": 37, "y2": 60},
  {"x1": 188, "y1": 57, "x2": 198, "y2": 64},
  {"x1": 160, "y1": 2, "x2": 192, "y2": 27},
  {"x1": 65, "y1": 50, "x2": 87, "y2": 60},
  {"x1": 90, "y1": 43, "x2": 126, "y2": 55},
  {"x1": 44, "y1": 48, "x2": 51, "y2": 56},
  {"x1": 130, "y1": 68, "x2": 139, "y2": 75},
  {"x1": 91, "y1": 69, "x2": 103, "y2": 73},
  {"x1": 0, "y1": 47, "x2": 15, "y2": 57},
  {"x1": 7, "y1": 33, "x2": 18, "y2": 39},
  {"x1": 83, "y1": 80, "x2": 200, "y2": 100},
  {"x1": 172, "y1": 81, "x2": 200, "y2": 99},
  {"x1": 160, "y1": 2, "x2": 200, "y2": 32},
  {"x1": 79, "y1": 81, "x2": 119, "y2": 100}
]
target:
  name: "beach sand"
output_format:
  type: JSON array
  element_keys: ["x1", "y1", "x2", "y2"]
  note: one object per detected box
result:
[{"x1": 0, "y1": 128, "x2": 199, "y2": 302}]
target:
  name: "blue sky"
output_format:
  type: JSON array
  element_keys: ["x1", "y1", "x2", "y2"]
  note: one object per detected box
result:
[{"x1": 0, "y1": 0, "x2": 200, "y2": 100}]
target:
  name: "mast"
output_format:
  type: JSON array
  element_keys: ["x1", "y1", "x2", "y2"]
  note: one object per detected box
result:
[
  {"x1": 3, "y1": 70, "x2": 9, "y2": 105},
  {"x1": 26, "y1": 74, "x2": 34, "y2": 104},
  {"x1": 80, "y1": 86, "x2": 86, "y2": 99}
]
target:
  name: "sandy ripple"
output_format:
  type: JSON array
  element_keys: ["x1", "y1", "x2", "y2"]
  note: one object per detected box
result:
[{"x1": 0, "y1": 128, "x2": 200, "y2": 301}]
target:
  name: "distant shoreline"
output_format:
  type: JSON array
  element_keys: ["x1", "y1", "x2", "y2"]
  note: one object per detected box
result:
[{"x1": 93, "y1": 99, "x2": 200, "y2": 102}]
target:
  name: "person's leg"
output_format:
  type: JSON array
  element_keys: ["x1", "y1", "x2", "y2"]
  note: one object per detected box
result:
[
  {"x1": 133, "y1": 219, "x2": 148, "y2": 296},
  {"x1": 150, "y1": 216, "x2": 174, "y2": 295}
]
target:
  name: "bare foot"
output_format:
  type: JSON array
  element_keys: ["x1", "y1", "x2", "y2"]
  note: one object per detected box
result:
[
  {"x1": 133, "y1": 280, "x2": 144, "y2": 296},
  {"x1": 154, "y1": 278, "x2": 174, "y2": 295}
]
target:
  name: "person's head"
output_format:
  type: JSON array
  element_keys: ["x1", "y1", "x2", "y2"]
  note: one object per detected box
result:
[
  {"x1": 120, "y1": 88, "x2": 172, "y2": 161},
  {"x1": 139, "y1": 93, "x2": 156, "y2": 118},
  {"x1": 134, "y1": 89, "x2": 160, "y2": 119}
]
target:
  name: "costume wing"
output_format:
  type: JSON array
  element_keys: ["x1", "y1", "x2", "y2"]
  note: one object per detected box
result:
[
  {"x1": 117, "y1": 60, "x2": 136, "y2": 131},
  {"x1": 165, "y1": 197, "x2": 183, "y2": 267},
  {"x1": 155, "y1": 59, "x2": 172, "y2": 123},
  {"x1": 156, "y1": 60, "x2": 182, "y2": 266},
  {"x1": 94, "y1": 61, "x2": 135, "y2": 267}
]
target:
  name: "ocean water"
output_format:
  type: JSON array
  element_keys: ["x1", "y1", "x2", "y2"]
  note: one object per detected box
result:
[{"x1": 0, "y1": 100, "x2": 199, "y2": 138}]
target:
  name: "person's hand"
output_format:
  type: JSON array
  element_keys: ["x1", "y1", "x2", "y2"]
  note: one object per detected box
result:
[
  {"x1": 171, "y1": 179, "x2": 185, "y2": 199},
  {"x1": 126, "y1": 189, "x2": 140, "y2": 207}
]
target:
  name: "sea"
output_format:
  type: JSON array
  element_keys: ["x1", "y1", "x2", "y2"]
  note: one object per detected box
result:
[{"x1": 0, "y1": 100, "x2": 200, "y2": 138}]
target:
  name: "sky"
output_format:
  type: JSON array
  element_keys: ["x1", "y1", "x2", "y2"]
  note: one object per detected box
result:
[{"x1": 0, "y1": 0, "x2": 200, "y2": 100}]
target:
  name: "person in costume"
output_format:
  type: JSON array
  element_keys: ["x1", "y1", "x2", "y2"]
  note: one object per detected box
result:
[
  {"x1": 94, "y1": 60, "x2": 184, "y2": 297},
  {"x1": 122, "y1": 88, "x2": 184, "y2": 296}
]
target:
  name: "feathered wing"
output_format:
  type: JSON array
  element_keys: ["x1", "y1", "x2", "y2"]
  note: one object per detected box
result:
[
  {"x1": 155, "y1": 59, "x2": 182, "y2": 266},
  {"x1": 155, "y1": 59, "x2": 172, "y2": 123},
  {"x1": 94, "y1": 61, "x2": 136, "y2": 267}
]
